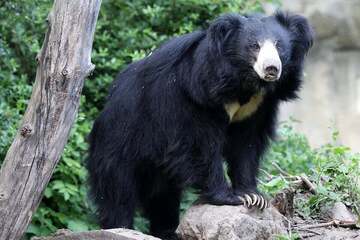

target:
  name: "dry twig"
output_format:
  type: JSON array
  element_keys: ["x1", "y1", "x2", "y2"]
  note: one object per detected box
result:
[
  {"x1": 296, "y1": 228, "x2": 322, "y2": 235},
  {"x1": 299, "y1": 233, "x2": 318, "y2": 239},
  {"x1": 300, "y1": 174, "x2": 316, "y2": 194},
  {"x1": 272, "y1": 162, "x2": 291, "y2": 176},
  {"x1": 295, "y1": 220, "x2": 357, "y2": 230},
  {"x1": 259, "y1": 168, "x2": 274, "y2": 180}
]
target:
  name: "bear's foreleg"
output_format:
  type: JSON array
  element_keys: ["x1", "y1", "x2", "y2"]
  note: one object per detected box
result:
[
  {"x1": 225, "y1": 120, "x2": 273, "y2": 209},
  {"x1": 196, "y1": 148, "x2": 243, "y2": 206}
]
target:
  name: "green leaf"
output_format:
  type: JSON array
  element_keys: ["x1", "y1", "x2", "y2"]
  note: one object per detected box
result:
[
  {"x1": 67, "y1": 220, "x2": 89, "y2": 232},
  {"x1": 264, "y1": 177, "x2": 284, "y2": 188}
]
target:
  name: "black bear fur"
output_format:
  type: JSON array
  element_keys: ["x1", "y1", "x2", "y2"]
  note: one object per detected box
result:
[{"x1": 86, "y1": 11, "x2": 314, "y2": 240}]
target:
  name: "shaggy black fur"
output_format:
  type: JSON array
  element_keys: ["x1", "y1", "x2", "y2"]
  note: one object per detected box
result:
[{"x1": 87, "y1": 11, "x2": 314, "y2": 239}]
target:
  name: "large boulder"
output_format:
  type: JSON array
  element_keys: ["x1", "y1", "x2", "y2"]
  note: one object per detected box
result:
[{"x1": 176, "y1": 204, "x2": 286, "y2": 240}]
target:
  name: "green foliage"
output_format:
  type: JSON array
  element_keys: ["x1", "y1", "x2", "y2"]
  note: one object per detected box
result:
[
  {"x1": 260, "y1": 121, "x2": 360, "y2": 219},
  {"x1": 297, "y1": 138, "x2": 360, "y2": 218},
  {"x1": 1, "y1": 0, "x2": 274, "y2": 237},
  {"x1": 276, "y1": 232, "x2": 300, "y2": 240},
  {"x1": 264, "y1": 120, "x2": 315, "y2": 175},
  {"x1": 0, "y1": 1, "x2": 50, "y2": 161}
]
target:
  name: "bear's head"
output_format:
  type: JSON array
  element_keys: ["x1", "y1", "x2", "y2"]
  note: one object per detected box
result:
[{"x1": 206, "y1": 11, "x2": 314, "y2": 100}]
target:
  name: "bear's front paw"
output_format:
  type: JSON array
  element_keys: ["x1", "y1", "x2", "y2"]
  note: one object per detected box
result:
[
  {"x1": 199, "y1": 190, "x2": 243, "y2": 206},
  {"x1": 235, "y1": 191, "x2": 270, "y2": 210}
]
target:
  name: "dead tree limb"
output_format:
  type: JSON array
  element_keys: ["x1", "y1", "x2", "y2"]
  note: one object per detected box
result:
[{"x1": 0, "y1": 1, "x2": 102, "y2": 239}]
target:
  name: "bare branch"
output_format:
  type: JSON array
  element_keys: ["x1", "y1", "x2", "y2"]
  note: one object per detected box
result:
[{"x1": 0, "y1": 1, "x2": 102, "y2": 239}]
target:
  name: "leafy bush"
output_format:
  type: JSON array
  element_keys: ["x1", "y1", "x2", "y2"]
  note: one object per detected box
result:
[
  {"x1": 298, "y1": 135, "x2": 360, "y2": 217},
  {"x1": 261, "y1": 121, "x2": 360, "y2": 218},
  {"x1": 0, "y1": 1, "x2": 50, "y2": 161},
  {"x1": 1, "y1": 0, "x2": 274, "y2": 237}
]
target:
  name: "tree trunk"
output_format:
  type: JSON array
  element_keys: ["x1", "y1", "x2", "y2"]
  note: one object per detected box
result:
[{"x1": 0, "y1": 1, "x2": 102, "y2": 239}]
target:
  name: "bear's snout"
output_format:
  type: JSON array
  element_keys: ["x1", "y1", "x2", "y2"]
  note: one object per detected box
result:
[
  {"x1": 264, "y1": 65, "x2": 279, "y2": 81},
  {"x1": 253, "y1": 40, "x2": 282, "y2": 82}
]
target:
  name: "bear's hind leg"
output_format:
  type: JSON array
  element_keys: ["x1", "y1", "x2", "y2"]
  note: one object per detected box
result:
[
  {"x1": 90, "y1": 167, "x2": 137, "y2": 229},
  {"x1": 97, "y1": 195, "x2": 136, "y2": 229},
  {"x1": 143, "y1": 187, "x2": 181, "y2": 240}
]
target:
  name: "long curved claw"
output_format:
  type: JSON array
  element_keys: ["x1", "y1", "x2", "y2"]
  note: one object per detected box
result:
[
  {"x1": 244, "y1": 194, "x2": 252, "y2": 207},
  {"x1": 238, "y1": 196, "x2": 246, "y2": 205},
  {"x1": 261, "y1": 196, "x2": 271, "y2": 210},
  {"x1": 250, "y1": 193, "x2": 258, "y2": 206},
  {"x1": 237, "y1": 192, "x2": 270, "y2": 210},
  {"x1": 265, "y1": 199, "x2": 270, "y2": 209},
  {"x1": 259, "y1": 195, "x2": 265, "y2": 210},
  {"x1": 264, "y1": 197, "x2": 268, "y2": 209}
]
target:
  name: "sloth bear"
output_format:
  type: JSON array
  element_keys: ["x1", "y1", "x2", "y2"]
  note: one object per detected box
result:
[{"x1": 87, "y1": 11, "x2": 313, "y2": 239}]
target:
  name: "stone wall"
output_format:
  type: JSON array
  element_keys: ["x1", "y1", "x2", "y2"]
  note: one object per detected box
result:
[{"x1": 270, "y1": 0, "x2": 360, "y2": 151}]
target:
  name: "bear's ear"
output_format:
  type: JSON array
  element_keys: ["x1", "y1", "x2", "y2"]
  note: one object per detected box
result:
[
  {"x1": 207, "y1": 14, "x2": 243, "y2": 57},
  {"x1": 275, "y1": 11, "x2": 314, "y2": 57}
]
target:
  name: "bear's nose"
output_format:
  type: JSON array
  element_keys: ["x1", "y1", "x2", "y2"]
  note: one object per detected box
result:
[{"x1": 264, "y1": 65, "x2": 279, "y2": 81}]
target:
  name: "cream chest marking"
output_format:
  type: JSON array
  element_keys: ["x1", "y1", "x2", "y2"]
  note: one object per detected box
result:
[{"x1": 224, "y1": 93, "x2": 264, "y2": 122}]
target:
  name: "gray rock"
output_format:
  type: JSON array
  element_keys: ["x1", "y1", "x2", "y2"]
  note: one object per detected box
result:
[
  {"x1": 176, "y1": 205, "x2": 286, "y2": 240},
  {"x1": 330, "y1": 202, "x2": 358, "y2": 223},
  {"x1": 320, "y1": 202, "x2": 358, "y2": 225},
  {"x1": 297, "y1": 226, "x2": 360, "y2": 240},
  {"x1": 31, "y1": 228, "x2": 160, "y2": 240}
]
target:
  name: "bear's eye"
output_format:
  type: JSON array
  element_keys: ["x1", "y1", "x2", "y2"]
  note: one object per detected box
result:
[
  {"x1": 274, "y1": 40, "x2": 282, "y2": 50},
  {"x1": 250, "y1": 42, "x2": 260, "y2": 51}
]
